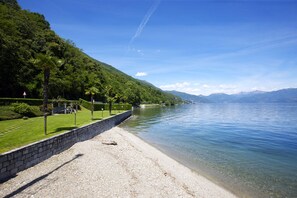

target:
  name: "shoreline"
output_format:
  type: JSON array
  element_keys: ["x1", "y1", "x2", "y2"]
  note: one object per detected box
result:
[
  {"x1": 0, "y1": 127, "x2": 236, "y2": 197},
  {"x1": 132, "y1": 134, "x2": 245, "y2": 197}
]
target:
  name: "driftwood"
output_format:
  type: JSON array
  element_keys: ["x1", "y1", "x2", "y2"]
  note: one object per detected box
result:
[{"x1": 101, "y1": 140, "x2": 117, "y2": 145}]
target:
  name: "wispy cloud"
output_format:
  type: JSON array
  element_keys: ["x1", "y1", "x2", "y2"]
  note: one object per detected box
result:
[
  {"x1": 129, "y1": 0, "x2": 161, "y2": 46},
  {"x1": 135, "y1": 72, "x2": 148, "y2": 77}
]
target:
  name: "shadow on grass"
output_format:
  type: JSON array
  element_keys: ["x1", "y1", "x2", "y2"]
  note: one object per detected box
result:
[
  {"x1": 51, "y1": 126, "x2": 78, "y2": 134},
  {"x1": 92, "y1": 118, "x2": 103, "y2": 121},
  {"x1": 3, "y1": 154, "x2": 83, "y2": 198}
]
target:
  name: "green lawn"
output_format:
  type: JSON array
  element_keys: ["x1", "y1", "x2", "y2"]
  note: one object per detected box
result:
[{"x1": 0, "y1": 108, "x2": 122, "y2": 153}]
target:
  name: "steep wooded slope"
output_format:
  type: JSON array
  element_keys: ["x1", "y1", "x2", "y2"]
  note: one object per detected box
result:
[{"x1": 0, "y1": 0, "x2": 180, "y2": 105}]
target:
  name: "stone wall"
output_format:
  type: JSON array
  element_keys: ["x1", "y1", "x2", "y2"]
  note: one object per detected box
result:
[{"x1": 0, "y1": 111, "x2": 131, "y2": 182}]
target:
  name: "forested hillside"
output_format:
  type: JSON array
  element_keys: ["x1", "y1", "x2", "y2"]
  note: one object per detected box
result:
[{"x1": 0, "y1": 0, "x2": 180, "y2": 105}]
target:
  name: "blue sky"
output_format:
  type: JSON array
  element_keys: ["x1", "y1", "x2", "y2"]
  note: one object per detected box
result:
[{"x1": 19, "y1": 0, "x2": 297, "y2": 96}]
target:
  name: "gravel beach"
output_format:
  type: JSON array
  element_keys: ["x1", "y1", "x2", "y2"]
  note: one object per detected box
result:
[{"x1": 0, "y1": 127, "x2": 236, "y2": 198}]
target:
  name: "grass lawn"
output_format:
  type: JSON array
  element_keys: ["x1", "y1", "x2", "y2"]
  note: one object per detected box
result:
[{"x1": 0, "y1": 107, "x2": 123, "y2": 153}]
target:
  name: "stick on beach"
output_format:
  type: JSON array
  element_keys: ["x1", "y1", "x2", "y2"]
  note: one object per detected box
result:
[{"x1": 0, "y1": 127, "x2": 236, "y2": 198}]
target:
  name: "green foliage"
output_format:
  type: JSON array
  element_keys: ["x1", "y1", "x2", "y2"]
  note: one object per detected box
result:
[
  {"x1": 10, "y1": 103, "x2": 42, "y2": 117},
  {"x1": 0, "y1": 98, "x2": 74, "y2": 106},
  {"x1": 0, "y1": 2, "x2": 181, "y2": 105},
  {"x1": 85, "y1": 86, "x2": 99, "y2": 97},
  {"x1": 79, "y1": 98, "x2": 95, "y2": 110},
  {"x1": 0, "y1": 106, "x2": 22, "y2": 120},
  {"x1": 79, "y1": 99, "x2": 131, "y2": 111},
  {"x1": 0, "y1": 0, "x2": 20, "y2": 9},
  {"x1": 0, "y1": 98, "x2": 44, "y2": 106}
]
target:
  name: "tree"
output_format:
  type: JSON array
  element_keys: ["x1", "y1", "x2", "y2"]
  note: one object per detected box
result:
[
  {"x1": 85, "y1": 86, "x2": 99, "y2": 119},
  {"x1": 0, "y1": 0, "x2": 20, "y2": 9},
  {"x1": 32, "y1": 53, "x2": 59, "y2": 135},
  {"x1": 123, "y1": 81, "x2": 141, "y2": 106},
  {"x1": 105, "y1": 85, "x2": 116, "y2": 115}
]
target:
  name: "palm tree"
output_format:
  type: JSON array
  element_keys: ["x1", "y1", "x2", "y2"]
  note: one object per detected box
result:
[
  {"x1": 32, "y1": 53, "x2": 60, "y2": 135},
  {"x1": 105, "y1": 85, "x2": 116, "y2": 115},
  {"x1": 85, "y1": 86, "x2": 99, "y2": 119}
]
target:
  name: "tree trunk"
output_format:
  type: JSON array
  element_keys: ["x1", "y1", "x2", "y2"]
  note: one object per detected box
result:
[
  {"x1": 43, "y1": 67, "x2": 50, "y2": 135},
  {"x1": 109, "y1": 101, "x2": 112, "y2": 115},
  {"x1": 91, "y1": 95, "x2": 94, "y2": 120}
]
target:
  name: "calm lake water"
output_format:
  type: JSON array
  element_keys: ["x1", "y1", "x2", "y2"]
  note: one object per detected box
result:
[{"x1": 120, "y1": 104, "x2": 297, "y2": 198}]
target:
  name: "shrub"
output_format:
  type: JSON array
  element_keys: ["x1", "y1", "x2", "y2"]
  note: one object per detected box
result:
[
  {"x1": 10, "y1": 103, "x2": 42, "y2": 117},
  {"x1": 0, "y1": 98, "x2": 44, "y2": 106},
  {"x1": 39, "y1": 104, "x2": 53, "y2": 114},
  {"x1": 0, "y1": 98, "x2": 77, "y2": 106},
  {"x1": 79, "y1": 98, "x2": 132, "y2": 111},
  {"x1": 0, "y1": 106, "x2": 22, "y2": 120},
  {"x1": 32, "y1": 106, "x2": 43, "y2": 116}
]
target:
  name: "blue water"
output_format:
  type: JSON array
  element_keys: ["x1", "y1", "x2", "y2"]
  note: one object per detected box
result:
[{"x1": 120, "y1": 104, "x2": 297, "y2": 197}]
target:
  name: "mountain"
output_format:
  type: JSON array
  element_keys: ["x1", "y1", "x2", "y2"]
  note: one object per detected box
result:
[
  {"x1": 205, "y1": 91, "x2": 264, "y2": 103},
  {"x1": 205, "y1": 93, "x2": 234, "y2": 103},
  {"x1": 166, "y1": 91, "x2": 210, "y2": 103},
  {"x1": 0, "y1": 1, "x2": 181, "y2": 105},
  {"x1": 169, "y1": 88, "x2": 297, "y2": 103},
  {"x1": 234, "y1": 88, "x2": 297, "y2": 103}
]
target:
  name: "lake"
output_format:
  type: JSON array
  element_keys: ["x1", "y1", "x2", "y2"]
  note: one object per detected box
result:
[{"x1": 120, "y1": 103, "x2": 297, "y2": 197}]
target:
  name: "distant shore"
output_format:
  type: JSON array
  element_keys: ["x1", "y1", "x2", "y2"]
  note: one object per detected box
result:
[{"x1": 0, "y1": 127, "x2": 236, "y2": 197}]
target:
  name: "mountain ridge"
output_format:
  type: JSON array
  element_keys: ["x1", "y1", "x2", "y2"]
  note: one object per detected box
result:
[{"x1": 168, "y1": 88, "x2": 297, "y2": 103}]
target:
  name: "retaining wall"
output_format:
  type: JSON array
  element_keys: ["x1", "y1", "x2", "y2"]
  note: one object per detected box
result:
[{"x1": 0, "y1": 110, "x2": 132, "y2": 182}]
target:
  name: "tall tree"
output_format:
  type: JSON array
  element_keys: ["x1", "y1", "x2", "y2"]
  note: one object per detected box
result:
[
  {"x1": 32, "y1": 53, "x2": 59, "y2": 135},
  {"x1": 105, "y1": 85, "x2": 116, "y2": 115},
  {"x1": 85, "y1": 86, "x2": 99, "y2": 119}
]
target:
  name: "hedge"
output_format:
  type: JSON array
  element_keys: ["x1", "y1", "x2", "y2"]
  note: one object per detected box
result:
[
  {"x1": 0, "y1": 98, "x2": 77, "y2": 106},
  {"x1": 79, "y1": 98, "x2": 132, "y2": 111}
]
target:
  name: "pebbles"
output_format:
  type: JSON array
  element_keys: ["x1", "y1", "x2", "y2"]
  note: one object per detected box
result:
[{"x1": 0, "y1": 127, "x2": 236, "y2": 198}]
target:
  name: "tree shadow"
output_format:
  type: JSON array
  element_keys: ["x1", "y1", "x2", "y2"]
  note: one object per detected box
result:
[
  {"x1": 52, "y1": 126, "x2": 78, "y2": 134},
  {"x1": 92, "y1": 118, "x2": 101, "y2": 120},
  {"x1": 3, "y1": 154, "x2": 83, "y2": 198}
]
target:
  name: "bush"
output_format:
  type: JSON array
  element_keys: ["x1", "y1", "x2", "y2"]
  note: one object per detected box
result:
[
  {"x1": 0, "y1": 98, "x2": 44, "y2": 106},
  {"x1": 10, "y1": 103, "x2": 42, "y2": 117},
  {"x1": 39, "y1": 104, "x2": 53, "y2": 114},
  {"x1": 0, "y1": 106, "x2": 22, "y2": 120},
  {"x1": 79, "y1": 98, "x2": 132, "y2": 111},
  {"x1": 32, "y1": 106, "x2": 43, "y2": 116},
  {"x1": 0, "y1": 98, "x2": 77, "y2": 106}
]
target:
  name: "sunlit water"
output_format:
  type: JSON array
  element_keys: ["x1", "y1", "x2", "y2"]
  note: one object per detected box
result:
[{"x1": 120, "y1": 104, "x2": 297, "y2": 197}]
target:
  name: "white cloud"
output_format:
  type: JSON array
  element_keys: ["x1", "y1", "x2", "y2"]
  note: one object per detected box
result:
[
  {"x1": 160, "y1": 82, "x2": 190, "y2": 90},
  {"x1": 160, "y1": 82, "x2": 242, "y2": 96},
  {"x1": 135, "y1": 72, "x2": 147, "y2": 77}
]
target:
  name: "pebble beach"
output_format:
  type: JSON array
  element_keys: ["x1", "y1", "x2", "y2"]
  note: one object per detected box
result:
[{"x1": 0, "y1": 127, "x2": 236, "y2": 198}]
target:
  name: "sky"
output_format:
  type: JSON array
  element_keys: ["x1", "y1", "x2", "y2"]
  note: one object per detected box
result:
[{"x1": 19, "y1": 0, "x2": 297, "y2": 96}]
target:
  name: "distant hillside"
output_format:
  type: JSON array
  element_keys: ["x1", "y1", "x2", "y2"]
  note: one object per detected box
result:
[
  {"x1": 234, "y1": 88, "x2": 297, "y2": 103},
  {"x1": 205, "y1": 91, "x2": 264, "y2": 103},
  {"x1": 166, "y1": 91, "x2": 210, "y2": 103},
  {"x1": 0, "y1": 0, "x2": 180, "y2": 105},
  {"x1": 169, "y1": 88, "x2": 297, "y2": 103}
]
